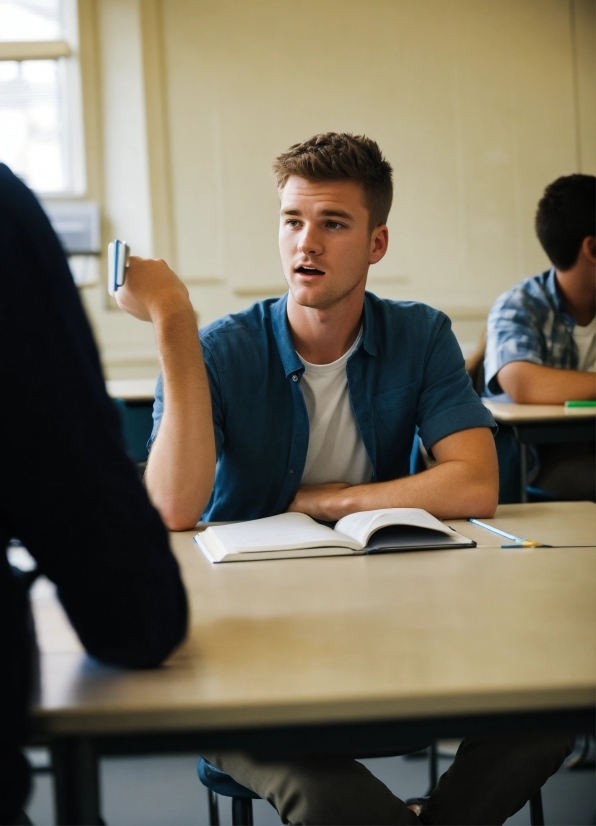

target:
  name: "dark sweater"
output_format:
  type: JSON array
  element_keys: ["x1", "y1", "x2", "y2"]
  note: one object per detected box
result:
[{"x1": 0, "y1": 165, "x2": 188, "y2": 822}]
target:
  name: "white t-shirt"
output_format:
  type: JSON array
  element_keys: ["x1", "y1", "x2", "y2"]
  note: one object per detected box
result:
[
  {"x1": 299, "y1": 331, "x2": 373, "y2": 486},
  {"x1": 573, "y1": 315, "x2": 596, "y2": 372}
]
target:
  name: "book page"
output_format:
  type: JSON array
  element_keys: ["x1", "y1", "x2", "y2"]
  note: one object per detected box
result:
[
  {"x1": 335, "y1": 508, "x2": 457, "y2": 547},
  {"x1": 202, "y1": 512, "x2": 361, "y2": 554},
  {"x1": 364, "y1": 525, "x2": 471, "y2": 552},
  {"x1": 197, "y1": 540, "x2": 362, "y2": 563}
]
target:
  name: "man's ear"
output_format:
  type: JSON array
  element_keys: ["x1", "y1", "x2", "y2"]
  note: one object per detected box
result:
[
  {"x1": 369, "y1": 225, "x2": 389, "y2": 265},
  {"x1": 583, "y1": 235, "x2": 596, "y2": 265}
]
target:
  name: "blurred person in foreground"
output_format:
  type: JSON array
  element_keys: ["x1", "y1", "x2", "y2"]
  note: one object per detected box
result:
[{"x1": 0, "y1": 164, "x2": 188, "y2": 825}]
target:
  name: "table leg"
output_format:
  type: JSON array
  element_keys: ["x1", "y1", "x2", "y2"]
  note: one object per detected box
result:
[
  {"x1": 51, "y1": 738, "x2": 101, "y2": 825},
  {"x1": 520, "y1": 443, "x2": 529, "y2": 503},
  {"x1": 515, "y1": 431, "x2": 529, "y2": 504}
]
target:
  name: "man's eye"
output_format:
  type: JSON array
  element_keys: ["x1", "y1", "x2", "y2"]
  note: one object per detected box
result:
[
  {"x1": 326, "y1": 221, "x2": 344, "y2": 230},
  {"x1": 286, "y1": 219, "x2": 300, "y2": 227}
]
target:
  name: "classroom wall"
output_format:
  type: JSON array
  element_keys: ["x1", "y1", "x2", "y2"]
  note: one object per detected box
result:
[{"x1": 77, "y1": 0, "x2": 596, "y2": 378}]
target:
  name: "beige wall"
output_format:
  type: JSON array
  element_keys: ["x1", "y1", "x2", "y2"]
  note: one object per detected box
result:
[{"x1": 78, "y1": 0, "x2": 596, "y2": 378}]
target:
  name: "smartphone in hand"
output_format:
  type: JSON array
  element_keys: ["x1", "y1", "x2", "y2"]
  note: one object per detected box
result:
[{"x1": 107, "y1": 240, "x2": 130, "y2": 296}]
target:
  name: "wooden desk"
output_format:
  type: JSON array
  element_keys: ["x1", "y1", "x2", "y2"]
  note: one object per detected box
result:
[
  {"x1": 30, "y1": 502, "x2": 596, "y2": 823},
  {"x1": 105, "y1": 378, "x2": 157, "y2": 402},
  {"x1": 484, "y1": 401, "x2": 596, "y2": 423},
  {"x1": 483, "y1": 402, "x2": 596, "y2": 502}
]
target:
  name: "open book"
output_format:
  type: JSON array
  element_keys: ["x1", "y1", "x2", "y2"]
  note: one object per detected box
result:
[{"x1": 194, "y1": 508, "x2": 476, "y2": 563}]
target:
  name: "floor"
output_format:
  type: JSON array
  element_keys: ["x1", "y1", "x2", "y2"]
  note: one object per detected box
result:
[{"x1": 24, "y1": 742, "x2": 595, "y2": 825}]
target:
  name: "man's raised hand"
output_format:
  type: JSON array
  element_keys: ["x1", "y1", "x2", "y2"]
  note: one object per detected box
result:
[{"x1": 114, "y1": 256, "x2": 191, "y2": 323}]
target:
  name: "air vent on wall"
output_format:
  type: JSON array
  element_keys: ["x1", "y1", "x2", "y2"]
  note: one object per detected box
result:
[{"x1": 42, "y1": 200, "x2": 100, "y2": 255}]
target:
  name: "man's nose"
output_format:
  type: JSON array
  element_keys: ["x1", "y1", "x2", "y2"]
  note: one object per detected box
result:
[{"x1": 298, "y1": 226, "x2": 323, "y2": 256}]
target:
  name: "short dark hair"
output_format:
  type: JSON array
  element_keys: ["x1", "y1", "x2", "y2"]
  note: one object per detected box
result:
[
  {"x1": 272, "y1": 132, "x2": 393, "y2": 230},
  {"x1": 535, "y1": 174, "x2": 596, "y2": 270}
]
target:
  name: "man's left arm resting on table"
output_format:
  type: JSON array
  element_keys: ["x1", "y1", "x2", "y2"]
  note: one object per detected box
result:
[{"x1": 289, "y1": 426, "x2": 498, "y2": 522}]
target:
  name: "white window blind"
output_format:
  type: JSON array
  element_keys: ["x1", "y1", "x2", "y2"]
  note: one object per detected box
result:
[
  {"x1": 0, "y1": 0, "x2": 84, "y2": 195},
  {"x1": 0, "y1": 0, "x2": 63, "y2": 41}
]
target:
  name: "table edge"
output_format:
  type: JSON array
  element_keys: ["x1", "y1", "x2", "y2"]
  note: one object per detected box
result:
[{"x1": 30, "y1": 686, "x2": 596, "y2": 736}]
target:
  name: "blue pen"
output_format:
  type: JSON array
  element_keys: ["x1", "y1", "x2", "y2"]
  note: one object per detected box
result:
[{"x1": 468, "y1": 519, "x2": 544, "y2": 548}]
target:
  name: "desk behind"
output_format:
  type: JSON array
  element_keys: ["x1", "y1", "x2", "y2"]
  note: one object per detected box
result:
[
  {"x1": 105, "y1": 378, "x2": 157, "y2": 402},
  {"x1": 483, "y1": 402, "x2": 596, "y2": 502},
  {"x1": 483, "y1": 401, "x2": 596, "y2": 423}
]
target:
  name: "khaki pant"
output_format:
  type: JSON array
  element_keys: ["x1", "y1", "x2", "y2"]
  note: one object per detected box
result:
[{"x1": 204, "y1": 730, "x2": 572, "y2": 825}]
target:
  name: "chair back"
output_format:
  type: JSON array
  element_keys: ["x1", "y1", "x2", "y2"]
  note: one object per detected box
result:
[{"x1": 465, "y1": 328, "x2": 487, "y2": 397}]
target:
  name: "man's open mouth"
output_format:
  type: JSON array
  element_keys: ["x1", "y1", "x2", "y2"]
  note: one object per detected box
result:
[{"x1": 296, "y1": 266, "x2": 325, "y2": 275}]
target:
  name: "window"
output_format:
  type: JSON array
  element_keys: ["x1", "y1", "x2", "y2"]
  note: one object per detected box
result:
[{"x1": 0, "y1": 0, "x2": 85, "y2": 195}]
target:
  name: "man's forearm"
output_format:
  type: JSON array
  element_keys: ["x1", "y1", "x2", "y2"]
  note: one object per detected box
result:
[
  {"x1": 333, "y1": 461, "x2": 497, "y2": 519},
  {"x1": 289, "y1": 427, "x2": 498, "y2": 522},
  {"x1": 145, "y1": 304, "x2": 216, "y2": 530},
  {"x1": 290, "y1": 462, "x2": 497, "y2": 522},
  {"x1": 340, "y1": 460, "x2": 497, "y2": 519},
  {"x1": 498, "y1": 362, "x2": 596, "y2": 404}
]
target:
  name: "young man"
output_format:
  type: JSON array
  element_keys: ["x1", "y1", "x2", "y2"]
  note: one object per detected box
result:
[
  {"x1": 485, "y1": 174, "x2": 596, "y2": 500},
  {"x1": 117, "y1": 134, "x2": 570, "y2": 824},
  {"x1": 121, "y1": 134, "x2": 498, "y2": 528},
  {"x1": 0, "y1": 165, "x2": 187, "y2": 824}
]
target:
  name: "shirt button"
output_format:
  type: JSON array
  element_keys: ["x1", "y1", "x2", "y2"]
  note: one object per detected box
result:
[
  {"x1": 289, "y1": 469, "x2": 294, "y2": 474},
  {"x1": 292, "y1": 374, "x2": 299, "y2": 382}
]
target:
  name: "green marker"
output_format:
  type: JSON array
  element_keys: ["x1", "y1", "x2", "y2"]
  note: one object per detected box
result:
[{"x1": 565, "y1": 401, "x2": 596, "y2": 408}]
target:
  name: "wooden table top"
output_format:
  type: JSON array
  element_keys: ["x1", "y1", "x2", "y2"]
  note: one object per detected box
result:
[
  {"x1": 30, "y1": 502, "x2": 596, "y2": 736},
  {"x1": 105, "y1": 378, "x2": 157, "y2": 401},
  {"x1": 484, "y1": 400, "x2": 596, "y2": 423}
]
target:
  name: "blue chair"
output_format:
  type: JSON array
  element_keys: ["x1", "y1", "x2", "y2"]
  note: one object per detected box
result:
[
  {"x1": 112, "y1": 398, "x2": 154, "y2": 467},
  {"x1": 198, "y1": 758, "x2": 259, "y2": 825}
]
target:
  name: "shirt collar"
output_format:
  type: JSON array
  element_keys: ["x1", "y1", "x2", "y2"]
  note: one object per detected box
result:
[
  {"x1": 546, "y1": 267, "x2": 575, "y2": 328},
  {"x1": 271, "y1": 290, "x2": 377, "y2": 377},
  {"x1": 271, "y1": 293, "x2": 304, "y2": 377},
  {"x1": 362, "y1": 292, "x2": 377, "y2": 356}
]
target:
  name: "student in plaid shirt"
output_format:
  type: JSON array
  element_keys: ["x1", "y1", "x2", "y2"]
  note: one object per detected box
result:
[{"x1": 485, "y1": 174, "x2": 595, "y2": 500}]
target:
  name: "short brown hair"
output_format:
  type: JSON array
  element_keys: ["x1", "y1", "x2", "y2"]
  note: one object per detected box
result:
[{"x1": 272, "y1": 132, "x2": 393, "y2": 229}]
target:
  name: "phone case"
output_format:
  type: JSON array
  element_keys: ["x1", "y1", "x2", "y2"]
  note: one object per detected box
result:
[{"x1": 107, "y1": 240, "x2": 130, "y2": 296}]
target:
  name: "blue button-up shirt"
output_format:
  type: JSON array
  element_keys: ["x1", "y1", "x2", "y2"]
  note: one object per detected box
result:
[
  {"x1": 484, "y1": 268, "x2": 578, "y2": 399},
  {"x1": 151, "y1": 291, "x2": 495, "y2": 521}
]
